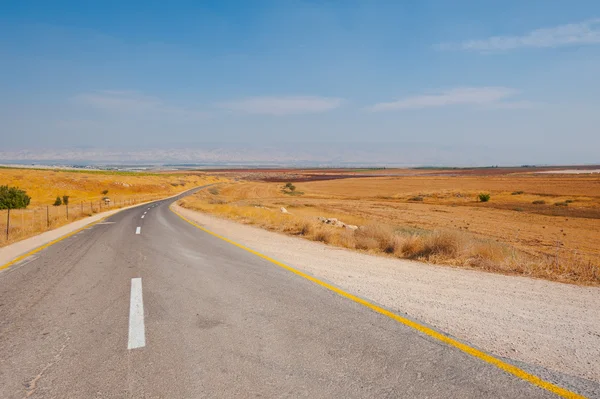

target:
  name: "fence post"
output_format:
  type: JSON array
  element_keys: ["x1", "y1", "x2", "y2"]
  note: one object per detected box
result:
[
  {"x1": 81, "y1": 201, "x2": 83, "y2": 215},
  {"x1": 47, "y1": 206, "x2": 49, "y2": 228},
  {"x1": 66, "y1": 204, "x2": 69, "y2": 220},
  {"x1": 6, "y1": 208, "x2": 9, "y2": 241}
]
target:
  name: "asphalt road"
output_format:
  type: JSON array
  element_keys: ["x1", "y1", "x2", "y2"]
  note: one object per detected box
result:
[{"x1": 0, "y1": 188, "x2": 575, "y2": 398}]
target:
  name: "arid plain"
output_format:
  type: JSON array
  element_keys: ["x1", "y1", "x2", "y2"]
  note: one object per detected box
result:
[{"x1": 180, "y1": 167, "x2": 600, "y2": 284}]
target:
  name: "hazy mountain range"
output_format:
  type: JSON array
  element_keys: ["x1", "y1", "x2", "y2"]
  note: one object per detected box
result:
[{"x1": 0, "y1": 143, "x2": 595, "y2": 168}]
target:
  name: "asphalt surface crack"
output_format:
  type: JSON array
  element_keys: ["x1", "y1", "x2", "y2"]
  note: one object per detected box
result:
[{"x1": 24, "y1": 332, "x2": 70, "y2": 398}]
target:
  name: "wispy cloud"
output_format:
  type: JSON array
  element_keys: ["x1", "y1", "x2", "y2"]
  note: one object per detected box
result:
[
  {"x1": 369, "y1": 87, "x2": 524, "y2": 111},
  {"x1": 441, "y1": 19, "x2": 600, "y2": 52},
  {"x1": 74, "y1": 90, "x2": 206, "y2": 119},
  {"x1": 218, "y1": 96, "x2": 343, "y2": 115}
]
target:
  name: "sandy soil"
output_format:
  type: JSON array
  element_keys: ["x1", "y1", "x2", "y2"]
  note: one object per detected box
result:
[{"x1": 173, "y1": 203, "x2": 600, "y2": 385}]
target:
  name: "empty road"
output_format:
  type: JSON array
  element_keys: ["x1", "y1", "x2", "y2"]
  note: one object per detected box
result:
[{"x1": 0, "y1": 188, "x2": 584, "y2": 398}]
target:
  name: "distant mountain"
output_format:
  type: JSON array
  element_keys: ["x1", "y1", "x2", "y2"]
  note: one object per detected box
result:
[{"x1": 0, "y1": 143, "x2": 585, "y2": 167}]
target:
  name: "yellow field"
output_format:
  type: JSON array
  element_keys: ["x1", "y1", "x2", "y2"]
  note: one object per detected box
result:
[
  {"x1": 0, "y1": 167, "x2": 222, "y2": 246},
  {"x1": 179, "y1": 172, "x2": 600, "y2": 284}
]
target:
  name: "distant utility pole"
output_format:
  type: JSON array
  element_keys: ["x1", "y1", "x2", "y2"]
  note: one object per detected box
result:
[{"x1": 6, "y1": 208, "x2": 10, "y2": 241}]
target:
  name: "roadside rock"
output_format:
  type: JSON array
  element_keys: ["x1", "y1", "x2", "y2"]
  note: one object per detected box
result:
[
  {"x1": 318, "y1": 216, "x2": 358, "y2": 230},
  {"x1": 280, "y1": 207, "x2": 289, "y2": 214}
]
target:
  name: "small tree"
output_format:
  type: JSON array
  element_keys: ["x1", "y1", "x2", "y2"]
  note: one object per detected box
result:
[
  {"x1": 54, "y1": 196, "x2": 62, "y2": 206},
  {"x1": 101, "y1": 189, "x2": 109, "y2": 195},
  {"x1": 284, "y1": 182, "x2": 296, "y2": 192},
  {"x1": 62, "y1": 195, "x2": 70, "y2": 205},
  {"x1": 0, "y1": 185, "x2": 31, "y2": 209},
  {"x1": 478, "y1": 193, "x2": 491, "y2": 202}
]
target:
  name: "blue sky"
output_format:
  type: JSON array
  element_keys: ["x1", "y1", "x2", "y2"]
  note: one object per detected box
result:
[{"x1": 1, "y1": 1, "x2": 600, "y2": 164}]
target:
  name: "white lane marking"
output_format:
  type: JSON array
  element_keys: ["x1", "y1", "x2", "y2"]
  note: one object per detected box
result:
[
  {"x1": 147, "y1": 208, "x2": 150, "y2": 210},
  {"x1": 144, "y1": 211, "x2": 147, "y2": 215},
  {"x1": 127, "y1": 278, "x2": 146, "y2": 349},
  {"x1": 97, "y1": 222, "x2": 116, "y2": 225},
  {"x1": 141, "y1": 215, "x2": 145, "y2": 219},
  {"x1": 135, "y1": 227, "x2": 141, "y2": 234}
]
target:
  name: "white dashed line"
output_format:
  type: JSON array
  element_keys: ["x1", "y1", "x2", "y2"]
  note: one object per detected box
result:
[
  {"x1": 127, "y1": 278, "x2": 146, "y2": 349},
  {"x1": 135, "y1": 226, "x2": 141, "y2": 234},
  {"x1": 141, "y1": 215, "x2": 145, "y2": 219}
]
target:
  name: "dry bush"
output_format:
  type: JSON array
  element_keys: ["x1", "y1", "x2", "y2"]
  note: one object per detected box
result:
[
  {"x1": 469, "y1": 240, "x2": 510, "y2": 264},
  {"x1": 355, "y1": 224, "x2": 398, "y2": 253},
  {"x1": 297, "y1": 219, "x2": 316, "y2": 236},
  {"x1": 311, "y1": 227, "x2": 333, "y2": 243},
  {"x1": 179, "y1": 189, "x2": 600, "y2": 285},
  {"x1": 398, "y1": 235, "x2": 425, "y2": 257},
  {"x1": 420, "y1": 230, "x2": 464, "y2": 258},
  {"x1": 334, "y1": 229, "x2": 356, "y2": 249}
]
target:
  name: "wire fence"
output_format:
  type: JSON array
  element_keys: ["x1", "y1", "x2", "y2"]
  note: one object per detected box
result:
[{"x1": 0, "y1": 195, "x2": 164, "y2": 247}]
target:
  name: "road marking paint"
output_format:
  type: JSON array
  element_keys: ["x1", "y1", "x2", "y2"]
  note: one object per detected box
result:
[
  {"x1": 127, "y1": 278, "x2": 146, "y2": 349},
  {"x1": 171, "y1": 208, "x2": 586, "y2": 399},
  {"x1": 97, "y1": 222, "x2": 116, "y2": 225},
  {"x1": 0, "y1": 215, "x2": 113, "y2": 272},
  {"x1": 135, "y1": 227, "x2": 141, "y2": 235},
  {"x1": 0, "y1": 189, "x2": 207, "y2": 273},
  {"x1": 141, "y1": 215, "x2": 145, "y2": 219}
]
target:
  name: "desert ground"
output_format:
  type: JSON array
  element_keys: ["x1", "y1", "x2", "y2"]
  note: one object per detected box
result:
[{"x1": 179, "y1": 167, "x2": 600, "y2": 284}]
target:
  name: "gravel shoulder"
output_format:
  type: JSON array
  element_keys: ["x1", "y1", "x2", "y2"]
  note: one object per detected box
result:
[{"x1": 173, "y1": 203, "x2": 600, "y2": 386}]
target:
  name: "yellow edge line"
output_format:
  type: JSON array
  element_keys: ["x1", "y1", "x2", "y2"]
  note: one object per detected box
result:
[
  {"x1": 0, "y1": 192, "x2": 188, "y2": 273},
  {"x1": 0, "y1": 214, "x2": 114, "y2": 272},
  {"x1": 171, "y1": 207, "x2": 586, "y2": 399}
]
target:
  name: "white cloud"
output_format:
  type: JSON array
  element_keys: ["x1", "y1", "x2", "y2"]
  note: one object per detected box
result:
[
  {"x1": 369, "y1": 87, "x2": 521, "y2": 111},
  {"x1": 444, "y1": 19, "x2": 600, "y2": 52},
  {"x1": 218, "y1": 96, "x2": 343, "y2": 115},
  {"x1": 74, "y1": 90, "x2": 206, "y2": 119}
]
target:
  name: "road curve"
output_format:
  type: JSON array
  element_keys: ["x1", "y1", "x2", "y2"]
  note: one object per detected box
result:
[{"x1": 0, "y1": 187, "x2": 580, "y2": 398}]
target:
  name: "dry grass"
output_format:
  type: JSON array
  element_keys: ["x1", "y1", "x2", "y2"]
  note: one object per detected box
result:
[
  {"x1": 0, "y1": 168, "x2": 221, "y2": 246},
  {"x1": 179, "y1": 180, "x2": 600, "y2": 285}
]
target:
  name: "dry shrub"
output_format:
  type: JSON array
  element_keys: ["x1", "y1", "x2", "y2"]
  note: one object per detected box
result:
[
  {"x1": 355, "y1": 235, "x2": 380, "y2": 251},
  {"x1": 399, "y1": 235, "x2": 425, "y2": 257},
  {"x1": 297, "y1": 219, "x2": 315, "y2": 236},
  {"x1": 335, "y1": 229, "x2": 357, "y2": 249},
  {"x1": 179, "y1": 189, "x2": 600, "y2": 285},
  {"x1": 355, "y1": 224, "x2": 398, "y2": 253},
  {"x1": 469, "y1": 240, "x2": 510, "y2": 264},
  {"x1": 420, "y1": 230, "x2": 464, "y2": 257},
  {"x1": 312, "y1": 227, "x2": 332, "y2": 243}
]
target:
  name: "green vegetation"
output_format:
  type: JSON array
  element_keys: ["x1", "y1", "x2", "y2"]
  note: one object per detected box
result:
[
  {"x1": 511, "y1": 191, "x2": 524, "y2": 195},
  {"x1": 478, "y1": 193, "x2": 491, "y2": 202},
  {"x1": 62, "y1": 195, "x2": 70, "y2": 205},
  {"x1": 532, "y1": 200, "x2": 546, "y2": 205},
  {"x1": 54, "y1": 196, "x2": 62, "y2": 206},
  {"x1": 0, "y1": 185, "x2": 31, "y2": 210},
  {"x1": 283, "y1": 182, "x2": 303, "y2": 195}
]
